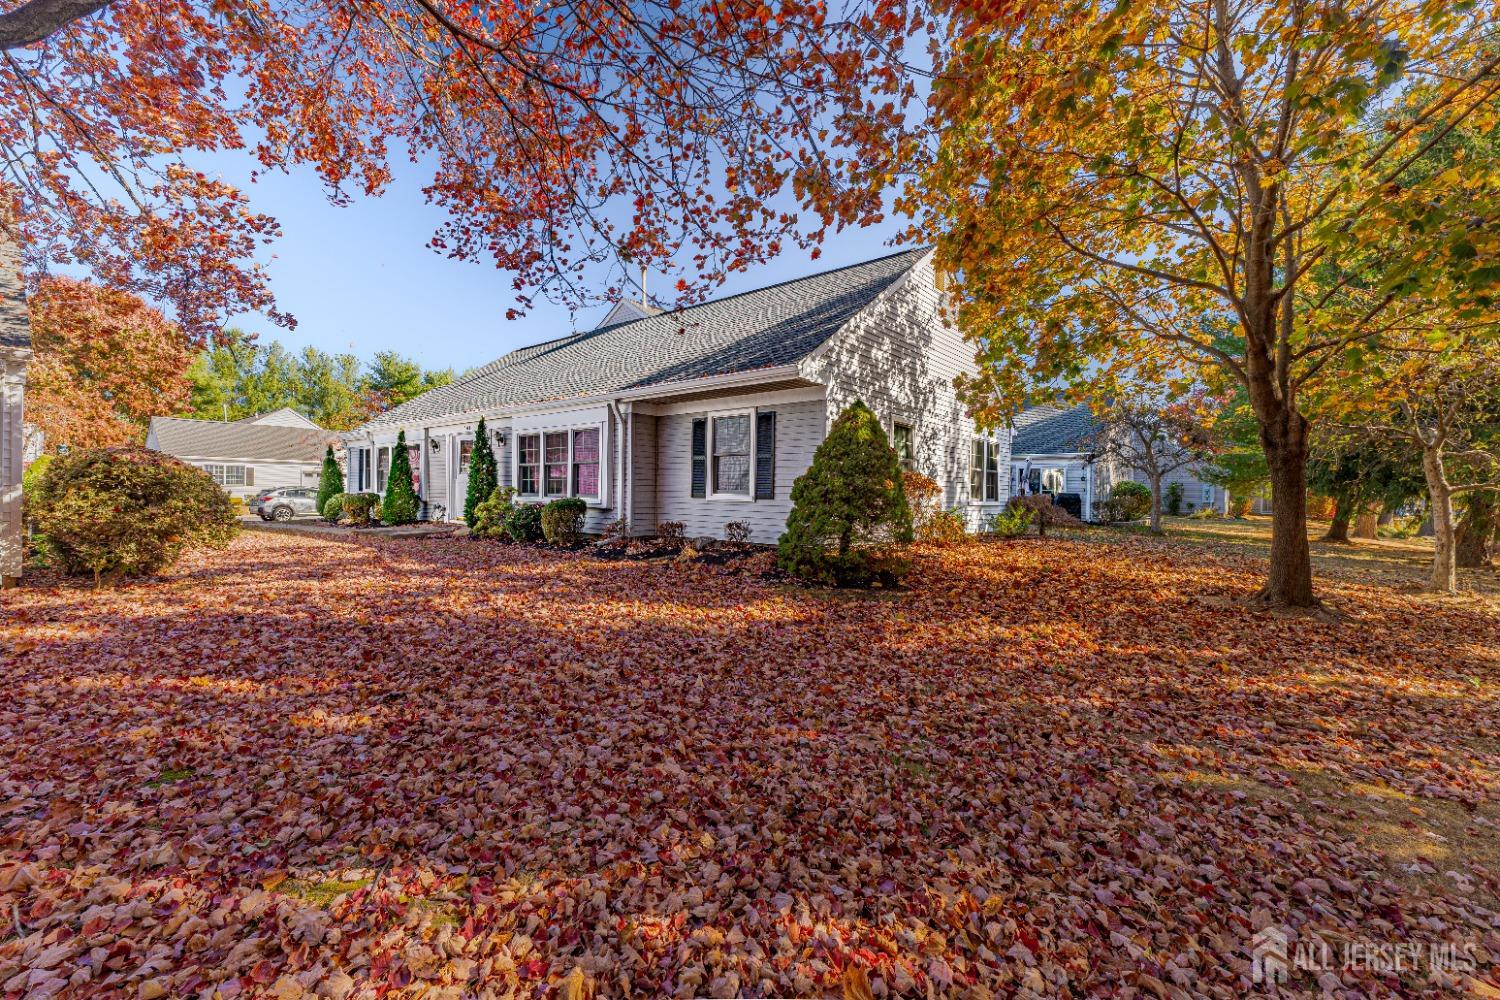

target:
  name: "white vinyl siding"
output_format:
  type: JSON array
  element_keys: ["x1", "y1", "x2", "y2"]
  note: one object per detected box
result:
[
  {"x1": 654, "y1": 398, "x2": 824, "y2": 544},
  {"x1": 1, "y1": 350, "x2": 26, "y2": 581},
  {"x1": 630, "y1": 412, "x2": 659, "y2": 535},
  {"x1": 802, "y1": 252, "x2": 1006, "y2": 523}
]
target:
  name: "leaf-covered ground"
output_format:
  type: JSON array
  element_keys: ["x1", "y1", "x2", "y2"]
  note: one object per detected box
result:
[{"x1": 1, "y1": 530, "x2": 1496, "y2": 999}]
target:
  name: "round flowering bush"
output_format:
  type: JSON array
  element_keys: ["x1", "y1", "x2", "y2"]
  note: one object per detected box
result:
[{"x1": 29, "y1": 447, "x2": 238, "y2": 585}]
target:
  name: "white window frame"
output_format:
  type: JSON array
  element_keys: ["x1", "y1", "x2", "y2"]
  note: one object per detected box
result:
[
  {"x1": 970, "y1": 437, "x2": 1000, "y2": 503},
  {"x1": 513, "y1": 422, "x2": 606, "y2": 504},
  {"x1": 1200, "y1": 483, "x2": 1214, "y2": 504},
  {"x1": 203, "y1": 463, "x2": 247, "y2": 487},
  {"x1": 1042, "y1": 468, "x2": 1065, "y2": 494},
  {"x1": 708, "y1": 408, "x2": 755, "y2": 501},
  {"x1": 892, "y1": 420, "x2": 916, "y2": 473},
  {"x1": 375, "y1": 446, "x2": 391, "y2": 494}
]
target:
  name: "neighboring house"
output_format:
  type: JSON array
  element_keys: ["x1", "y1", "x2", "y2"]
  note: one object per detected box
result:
[
  {"x1": 0, "y1": 239, "x2": 30, "y2": 588},
  {"x1": 146, "y1": 409, "x2": 336, "y2": 499},
  {"x1": 1008, "y1": 403, "x2": 1228, "y2": 518},
  {"x1": 343, "y1": 249, "x2": 1011, "y2": 542}
]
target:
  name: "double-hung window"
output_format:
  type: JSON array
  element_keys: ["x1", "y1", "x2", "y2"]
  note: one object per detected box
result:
[
  {"x1": 515, "y1": 426, "x2": 602, "y2": 501},
  {"x1": 969, "y1": 439, "x2": 1000, "y2": 502},
  {"x1": 204, "y1": 463, "x2": 247, "y2": 487},
  {"x1": 516, "y1": 434, "x2": 540, "y2": 495},
  {"x1": 1042, "y1": 468, "x2": 1064, "y2": 494},
  {"x1": 711, "y1": 413, "x2": 752, "y2": 498},
  {"x1": 375, "y1": 447, "x2": 390, "y2": 494},
  {"x1": 892, "y1": 422, "x2": 915, "y2": 473}
]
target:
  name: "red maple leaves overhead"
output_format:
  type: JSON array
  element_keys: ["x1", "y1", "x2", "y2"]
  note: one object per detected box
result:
[
  {"x1": 1, "y1": 531, "x2": 1496, "y2": 996},
  {"x1": 0, "y1": 0, "x2": 921, "y2": 339}
]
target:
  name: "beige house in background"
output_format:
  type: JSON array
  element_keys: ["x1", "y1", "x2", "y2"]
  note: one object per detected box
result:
[{"x1": 0, "y1": 239, "x2": 30, "y2": 587}]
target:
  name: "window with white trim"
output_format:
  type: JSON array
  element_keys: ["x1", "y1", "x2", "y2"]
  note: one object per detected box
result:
[
  {"x1": 458, "y1": 439, "x2": 473, "y2": 475},
  {"x1": 892, "y1": 422, "x2": 915, "y2": 473},
  {"x1": 970, "y1": 439, "x2": 1000, "y2": 502},
  {"x1": 1201, "y1": 483, "x2": 1214, "y2": 504},
  {"x1": 203, "y1": 463, "x2": 246, "y2": 487},
  {"x1": 711, "y1": 412, "x2": 752, "y2": 498},
  {"x1": 375, "y1": 447, "x2": 390, "y2": 493},
  {"x1": 515, "y1": 426, "x2": 603, "y2": 501},
  {"x1": 1042, "y1": 468, "x2": 1064, "y2": 494}
]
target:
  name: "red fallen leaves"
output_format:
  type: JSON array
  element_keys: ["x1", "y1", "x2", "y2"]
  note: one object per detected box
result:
[{"x1": 0, "y1": 531, "x2": 1496, "y2": 998}]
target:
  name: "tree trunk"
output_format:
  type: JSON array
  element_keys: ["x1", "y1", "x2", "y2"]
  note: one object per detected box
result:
[
  {"x1": 1323, "y1": 495, "x2": 1353, "y2": 543},
  {"x1": 1149, "y1": 474, "x2": 1164, "y2": 535},
  {"x1": 1353, "y1": 503, "x2": 1380, "y2": 540},
  {"x1": 1456, "y1": 492, "x2": 1496, "y2": 569},
  {"x1": 1420, "y1": 447, "x2": 1457, "y2": 594},
  {"x1": 1242, "y1": 406, "x2": 1317, "y2": 607}
]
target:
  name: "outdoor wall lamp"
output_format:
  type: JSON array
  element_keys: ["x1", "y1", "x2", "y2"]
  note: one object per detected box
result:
[
  {"x1": 494, "y1": 429, "x2": 508, "y2": 447},
  {"x1": 429, "y1": 438, "x2": 441, "y2": 453}
]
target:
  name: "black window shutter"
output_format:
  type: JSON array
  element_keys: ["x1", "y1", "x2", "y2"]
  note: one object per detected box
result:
[
  {"x1": 690, "y1": 418, "x2": 707, "y2": 498},
  {"x1": 754, "y1": 411, "x2": 776, "y2": 499}
]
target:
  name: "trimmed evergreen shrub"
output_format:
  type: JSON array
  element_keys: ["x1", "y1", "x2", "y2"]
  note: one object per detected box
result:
[
  {"x1": 1103, "y1": 481, "x2": 1152, "y2": 521},
  {"x1": 316, "y1": 446, "x2": 344, "y2": 516},
  {"x1": 471, "y1": 486, "x2": 517, "y2": 539},
  {"x1": 341, "y1": 492, "x2": 381, "y2": 525},
  {"x1": 777, "y1": 400, "x2": 913, "y2": 586},
  {"x1": 505, "y1": 502, "x2": 545, "y2": 543},
  {"x1": 322, "y1": 493, "x2": 345, "y2": 524},
  {"x1": 27, "y1": 447, "x2": 238, "y2": 586},
  {"x1": 988, "y1": 504, "x2": 1032, "y2": 539},
  {"x1": 541, "y1": 497, "x2": 587, "y2": 546},
  {"x1": 465, "y1": 418, "x2": 498, "y2": 529},
  {"x1": 1165, "y1": 481, "x2": 1184, "y2": 516},
  {"x1": 381, "y1": 430, "x2": 420, "y2": 525}
]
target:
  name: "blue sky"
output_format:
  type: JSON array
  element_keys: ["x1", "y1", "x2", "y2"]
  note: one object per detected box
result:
[{"x1": 207, "y1": 149, "x2": 915, "y2": 374}]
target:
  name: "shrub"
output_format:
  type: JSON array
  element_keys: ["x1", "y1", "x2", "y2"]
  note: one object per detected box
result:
[
  {"x1": 381, "y1": 430, "x2": 420, "y2": 525},
  {"x1": 1228, "y1": 495, "x2": 1254, "y2": 518},
  {"x1": 1008, "y1": 494, "x2": 1086, "y2": 537},
  {"x1": 505, "y1": 502, "x2": 545, "y2": 543},
  {"x1": 28, "y1": 447, "x2": 238, "y2": 585},
  {"x1": 316, "y1": 445, "x2": 344, "y2": 516},
  {"x1": 322, "y1": 493, "x2": 346, "y2": 524},
  {"x1": 921, "y1": 506, "x2": 970, "y2": 545},
  {"x1": 656, "y1": 521, "x2": 685, "y2": 545},
  {"x1": 988, "y1": 504, "x2": 1032, "y2": 538},
  {"x1": 1187, "y1": 505, "x2": 1222, "y2": 520},
  {"x1": 778, "y1": 400, "x2": 913, "y2": 586},
  {"x1": 464, "y1": 418, "x2": 498, "y2": 529},
  {"x1": 1165, "y1": 481, "x2": 1184, "y2": 516},
  {"x1": 341, "y1": 492, "x2": 381, "y2": 525},
  {"x1": 1308, "y1": 493, "x2": 1338, "y2": 520},
  {"x1": 541, "y1": 497, "x2": 588, "y2": 546},
  {"x1": 1102, "y1": 481, "x2": 1152, "y2": 522},
  {"x1": 471, "y1": 486, "x2": 516, "y2": 539},
  {"x1": 601, "y1": 517, "x2": 629, "y2": 541},
  {"x1": 724, "y1": 521, "x2": 752, "y2": 545}
]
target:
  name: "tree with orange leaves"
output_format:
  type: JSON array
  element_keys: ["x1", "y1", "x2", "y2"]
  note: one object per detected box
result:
[
  {"x1": 902, "y1": 0, "x2": 1500, "y2": 607},
  {"x1": 25, "y1": 275, "x2": 191, "y2": 451},
  {"x1": 0, "y1": 0, "x2": 916, "y2": 339}
]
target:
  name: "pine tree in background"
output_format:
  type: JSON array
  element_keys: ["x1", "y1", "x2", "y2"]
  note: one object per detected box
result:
[
  {"x1": 465, "y1": 418, "x2": 498, "y2": 529},
  {"x1": 315, "y1": 446, "x2": 344, "y2": 516},
  {"x1": 382, "y1": 430, "x2": 419, "y2": 525},
  {"x1": 778, "y1": 400, "x2": 913, "y2": 586}
]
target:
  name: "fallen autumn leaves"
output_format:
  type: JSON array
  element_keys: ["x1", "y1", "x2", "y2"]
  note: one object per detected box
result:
[{"x1": 0, "y1": 531, "x2": 1496, "y2": 998}]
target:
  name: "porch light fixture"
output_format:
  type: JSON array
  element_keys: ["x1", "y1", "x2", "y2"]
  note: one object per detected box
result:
[
  {"x1": 494, "y1": 428, "x2": 508, "y2": 447},
  {"x1": 429, "y1": 438, "x2": 441, "y2": 453}
]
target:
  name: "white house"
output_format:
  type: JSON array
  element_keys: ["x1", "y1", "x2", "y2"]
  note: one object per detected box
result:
[
  {"x1": 1009, "y1": 403, "x2": 1228, "y2": 519},
  {"x1": 146, "y1": 408, "x2": 336, "y2": 500},
  {"x1": 0, "y1": 238, "x2": 30, "y2": 588},
  {"x1": 343, "y1": 250, "x2": 1013, "y2": 542}
]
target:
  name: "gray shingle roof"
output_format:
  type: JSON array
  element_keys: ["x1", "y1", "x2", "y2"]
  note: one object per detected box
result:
[
  {"x1": 1010, "y1": 403, "x2": 1100, "y2": 455},
  {"x1": 0, "y1": 237, "x2": 30, "y2": 352},
  {"x1": 359, "y1": 249, "x2": 926, "y2": 430},
  {"x1": 148, "y1": 416, "x2": 335, "y2": 463}
]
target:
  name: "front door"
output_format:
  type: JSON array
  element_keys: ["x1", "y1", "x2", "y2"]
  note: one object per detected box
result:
[{"x1": 451, "y1": 436, "x2": 473, "y2": 522}]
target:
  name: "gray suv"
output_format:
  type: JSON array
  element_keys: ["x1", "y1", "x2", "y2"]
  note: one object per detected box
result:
[{"x1": 250, "y1": 487, "x2": 320, "y2": 522}]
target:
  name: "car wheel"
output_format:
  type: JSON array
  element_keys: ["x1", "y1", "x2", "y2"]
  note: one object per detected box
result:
[{"x1": 272, "y1": 506, "x2": 294, "y2": 523}]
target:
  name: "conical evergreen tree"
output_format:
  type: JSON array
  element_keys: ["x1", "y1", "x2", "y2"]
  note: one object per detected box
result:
[
  {"x1": 778, "y1": 400, "x2": 913, "y2": 585},
  {"x1": 315, "y1": 445, "x2": 344, "y2": 516},
  {"x1": 465, "y1": 417, "x2": 498, "y2": 528},
  {"x1": 382, "y1": 430, "x2": 420, "y2": 524}
]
